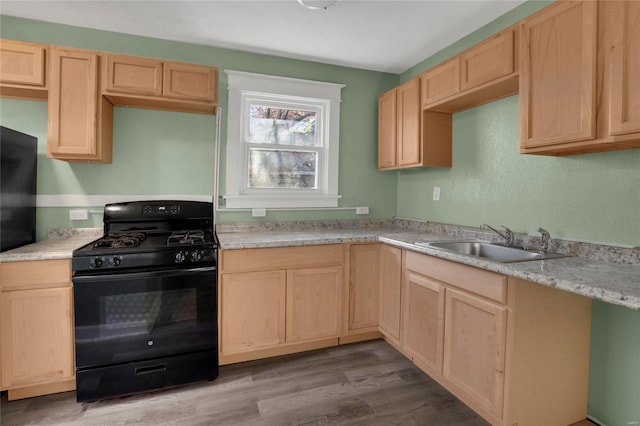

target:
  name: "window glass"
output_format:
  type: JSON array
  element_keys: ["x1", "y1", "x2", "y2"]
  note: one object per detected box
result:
[
  {"x1": 248, "y1": 148, "x2": 318, "y2": 189},
  {"x1": 248, "y1": 105, "x2": 318, "y2": 147}
]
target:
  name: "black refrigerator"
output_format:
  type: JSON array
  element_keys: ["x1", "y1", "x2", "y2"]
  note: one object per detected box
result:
[{"x1": 0, "y1": 126, "x2": 37, "y2": 252}]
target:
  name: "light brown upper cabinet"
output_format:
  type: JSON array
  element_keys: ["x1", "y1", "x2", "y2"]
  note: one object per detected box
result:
[
  {"x1": 607, "y1": 1, "x2": 640, "y2": 138},
  {"x1": 420, "y1": 27, "x2": 518, "y2": 112},
  {"x1": 102, "y1": 53, "x2": 218, "y2": 114},
  {"x1": 163, "y1": 62, "x2": 217, "y2": 102},
  {"x1": 421, "y1": 58, "x2": 460, "y2": 107},
  {"x1": 105, "y1": 54, "x2": 163, "y2": 96},
  {"x1": 47, "y1": 46, "x2": 113, "y2": 163},
  {"x1": 378, "y1": 78, "x2": 452, "y2": 170},
  {"x1": 377, "y1": 88, "x2": 397, "y2": 169},
  {"x1": 520, "y1": 1, "x2": 597, "y2": 151},
  {"x1": 460, "y1": 29, "x2": 515, "y2": 91},
  {"x1": 0, "y1": 39, "x2": 47, "y2": 100},
  {"x1": 396, "y1": 78, "x2": 422, "y2": 167},
  {"x1": 520, "y1": 0, "x2": 640, "y2": 155}
]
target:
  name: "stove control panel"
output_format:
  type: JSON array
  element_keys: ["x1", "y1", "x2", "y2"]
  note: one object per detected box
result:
[{"x1": 143, "y1": 204, "x2": 181, "y2": 216}]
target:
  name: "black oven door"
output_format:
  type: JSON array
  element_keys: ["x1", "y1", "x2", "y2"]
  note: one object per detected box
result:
[{"x1": 73, "y1": 266, "x2": 217, "y2": 370}]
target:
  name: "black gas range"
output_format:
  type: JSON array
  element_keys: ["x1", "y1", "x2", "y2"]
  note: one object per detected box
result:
[
  {"x1": 73, "y1": 201, "x2": 218, "y2": 273},
  {"x1": 72, "y1": 200, "x2": 218, "y2": 402}
]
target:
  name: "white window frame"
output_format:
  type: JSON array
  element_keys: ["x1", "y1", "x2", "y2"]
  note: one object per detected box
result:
[{"x1": 224, "y1": 70, "x2": 344, "y2": 209}]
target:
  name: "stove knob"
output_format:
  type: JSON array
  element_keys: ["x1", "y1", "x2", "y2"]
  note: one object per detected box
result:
[
  {"x1": 91, "y1": 258, "x2": 103, "y2": 268},
  {"x1": 190, "y1": 250, "x2": 202, "y2": 262},
  {"x1": 111, "y1": 257, "x2": 121, "y2": 267},
  {"x1": 175, "y1": 251, "x2": 186, "y2": 263}
]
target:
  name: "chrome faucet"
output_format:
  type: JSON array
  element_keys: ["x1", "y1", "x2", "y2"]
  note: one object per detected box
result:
[
  {"x1": 481, "y1": 223, "x2": 515, "y2": 246},
  {"x1": 537, "y1": 227, "x2": 550, "y2": 254}
]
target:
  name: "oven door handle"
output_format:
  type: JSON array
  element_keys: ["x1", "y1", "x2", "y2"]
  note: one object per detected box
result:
[{"x1": 73, "y1": 266, "x2": 216, "y2": 284}]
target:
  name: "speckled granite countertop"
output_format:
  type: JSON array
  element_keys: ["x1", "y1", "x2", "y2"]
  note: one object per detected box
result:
[
  {"x1": 1, "y1": 222, "x2": 637, "y2": 310},
  {"x1": 217, "y1": 220, "x2": 640, "y2": 310},
  {"x1": 0, "y1": 228, "x2": 102, "y2": 262}
]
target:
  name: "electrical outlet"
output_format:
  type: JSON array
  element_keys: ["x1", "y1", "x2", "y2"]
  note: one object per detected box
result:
[
  {"x1": 251, "y1": 208, "x2": 266, "y2": 217},
  {"x1": 355, "y1": 206, "x2": 369, "y2": 215},
  {"x1": 69, "y1": 209, "x2": 89, "y2": 220},
  {"x1": 433, "y1": 186, "x2": 441, "y2": 201}
]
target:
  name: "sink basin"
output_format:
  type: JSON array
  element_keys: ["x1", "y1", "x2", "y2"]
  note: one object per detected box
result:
[{"x1": 414, "y1": 240, "x2": 569, "y2": 263}]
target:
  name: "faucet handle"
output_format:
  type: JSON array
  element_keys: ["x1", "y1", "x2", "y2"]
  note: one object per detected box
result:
[
  {"x1": 500, "y1": 225, "x2": 515, "y2": 246},
  {"x1": 537, "y1": 227, "x2": 550, "y2": 253}
]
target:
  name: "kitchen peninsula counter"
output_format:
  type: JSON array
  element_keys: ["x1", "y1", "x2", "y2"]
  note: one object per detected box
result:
[{"x1": 217, "y1": 220, "x2": 640, "y2": 310}]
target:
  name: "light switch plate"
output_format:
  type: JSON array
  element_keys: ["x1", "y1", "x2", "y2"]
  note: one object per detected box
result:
[{"x1": 433, "y1": 187, "x2": 441, "y2": 201}]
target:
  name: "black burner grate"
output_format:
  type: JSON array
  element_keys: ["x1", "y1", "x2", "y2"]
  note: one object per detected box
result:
[
  {"x1": 93, "y1": 232, "x2": 147, "y2": 249},
  {"x1": 167, "y1": 230, "x2": 205, "y2": 246}
]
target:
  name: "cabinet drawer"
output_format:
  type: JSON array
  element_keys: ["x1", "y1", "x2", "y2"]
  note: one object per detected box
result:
[
  {"x1": 0, "y1": 259, "x2": 71, "y2": 292},
  {"x1": 404, "y1": 251, "x2": 506, "y2": 303},
  {"x1": 221, "y1": 244, "x2": 344, "y2": 273}
]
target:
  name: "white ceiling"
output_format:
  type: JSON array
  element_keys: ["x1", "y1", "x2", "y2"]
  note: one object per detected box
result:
[{"x1": 0, "y1": 0, "x2": 527, "y2": 74}]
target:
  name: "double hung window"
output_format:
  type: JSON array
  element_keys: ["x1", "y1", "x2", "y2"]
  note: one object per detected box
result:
[{"x1": 224, "y1": 70, "x2": 344, "y2": 209}]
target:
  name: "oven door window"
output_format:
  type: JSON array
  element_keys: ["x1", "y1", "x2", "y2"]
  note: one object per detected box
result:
[
  {"x1": 74, "y1": 267, "x2": 216, "y2": 369},
  {"x1": 100, "y1": 288, "x2": 197, "y2": 338}
]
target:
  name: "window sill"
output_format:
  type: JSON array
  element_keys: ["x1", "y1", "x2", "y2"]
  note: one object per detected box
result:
[{"x1": 223, "y1": 194, "x2": 340, "y2": 209}]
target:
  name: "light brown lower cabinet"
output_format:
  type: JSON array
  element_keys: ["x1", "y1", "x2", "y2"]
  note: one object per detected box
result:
[
  {"x1": 402, "y1": 270, "x2": 445, "y2": 376},
  {"x1": 286, "y1": 267, "x2": 344, "y2": 343},
  {"x1": 220, "y1": 270, "x2": 287, "y2": 355},
  {"x1": 443, "y1": 287, "x2": 507, "y2": 419},
  {"x1": 0, "y1": 259, "x2": 76, "y2": 401},
  {"x1": 348, "y1": 243, "x2": 380, "y2": 331},
  {"x1": 378, "y1": 244, "x2": 402, "y2": 343},
  {"x1": 218, "y1": 244, "x2": 346, "y2": 364},
  {"x1": 401, "y1": 250, "x2": 591, "y2": 425}
]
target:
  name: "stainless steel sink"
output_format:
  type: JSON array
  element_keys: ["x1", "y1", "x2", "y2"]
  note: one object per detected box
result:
[{"x1": 414, "y1": 240, "x2": 569, "y2": 263}]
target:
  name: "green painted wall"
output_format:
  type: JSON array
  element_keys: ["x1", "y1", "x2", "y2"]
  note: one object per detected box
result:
[
  {"x1": 589, "y1": 301, "x2": 640, "y2": 426},
  {"x1": 2, "y1": 3, "x2": 639, "y2": 425},
  {"x1": 0, "y1": 15, "x2": 398, "y2": 240},
  {"x1": 396, "y1": 2, "x2": 640, "y2": 425}
]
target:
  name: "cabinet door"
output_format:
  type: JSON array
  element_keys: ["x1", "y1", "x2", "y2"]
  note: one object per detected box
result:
[
  {"x1": 163, "y1": 62, "x2": 217, "y2": 102},
  {"x1": 420, "y1": 58, "x2": 460, "y2": 106},
  {"x1": 1, "y1": 287, "x2": 74, "y2": 389},
  {"x1": 520, "y1": 1, "x2": 597, "y2": 148},
  {"x1": 220, "y1": 271, "x2": 286, "y2": 355},
  {"x1": 105, "y1": 54, "x2": 162, "y2": 96},
  {"x1": 378, "y1": 245, "x2": 402, "y2": 341},
  {"x1": 443, "y1": 288, "x2": 507, "y2": 419},
  {"x1": 47, "y1": 47, "x2": 99, "y2": 159},
  {"x1": 609, "y1": 1, "x2": 640, "y2": 136},
  {"x1": 396, "y1": 78, "x2": 422, "y2": 167},
  {"x1": 378, "y1": 88, "x2": 397, "y2": 169},
  {"x1": 403, "y1": 271, "x2": 445, "y2": 375},
  {"x1": 286, "y1": 267, "x2": 343, "y2": 343},
  {"x1": 461, "y1": 29, "x2": 515, "y2": 91},
  {"x1": 0, "y1": 39, "x2": 45, "y2": 86},
  {"x1": 349, "y1": 244, "x2": 379, "y2": 330}
]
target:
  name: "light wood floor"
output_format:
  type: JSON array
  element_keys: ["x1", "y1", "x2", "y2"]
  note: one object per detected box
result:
[{"x1": 1, "y1": 340, "x2": 490, "y2": 425}]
